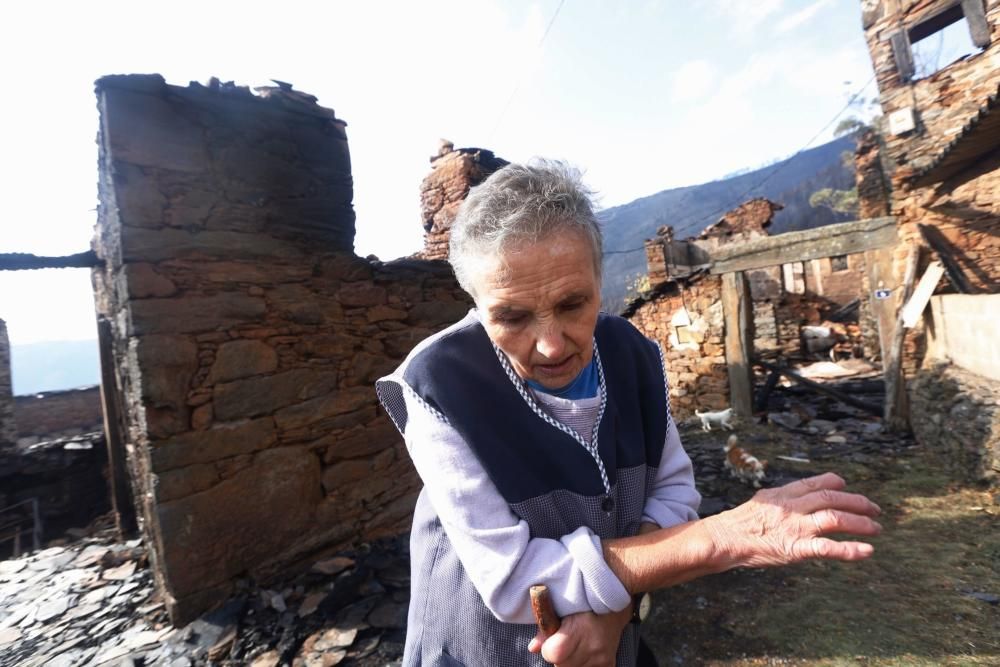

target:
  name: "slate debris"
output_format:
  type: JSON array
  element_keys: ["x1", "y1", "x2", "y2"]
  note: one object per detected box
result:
[
  {"x1": 1, "y1": 382, "x2": 922, "y2": 667},
  {"x1": 0, "y1": 530, "x2": 412, "y2": 667}
]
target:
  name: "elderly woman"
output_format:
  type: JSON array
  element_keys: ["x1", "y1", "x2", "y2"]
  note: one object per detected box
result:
[{"x1": 376, "y1": 161, "x2": 881, "y2": 667}]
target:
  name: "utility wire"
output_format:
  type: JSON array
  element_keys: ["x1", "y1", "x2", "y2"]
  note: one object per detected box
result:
[
  {"x1": 603, "y1": 74, "x2": 878, "y2": 256},
  {"x1": 488, "y1": 0, "x2": 567, "y2": 142}
]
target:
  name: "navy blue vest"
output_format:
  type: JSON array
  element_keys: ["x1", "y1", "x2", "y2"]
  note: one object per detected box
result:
[{"x1": 399, "y1": 313, "x2": 668, "y2": 504}]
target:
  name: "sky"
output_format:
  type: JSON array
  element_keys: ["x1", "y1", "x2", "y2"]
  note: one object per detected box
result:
[{"x1": 0, "y1": 0, "x2": 878, "y2": 345}]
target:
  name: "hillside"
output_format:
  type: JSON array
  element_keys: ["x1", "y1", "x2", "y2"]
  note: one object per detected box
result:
[
  {"x1": 11, "y1": 339, "x2": 100, "y2": 395},
  {"x1": 600, "y1": 135, "x2": 856, "y2": 311}
]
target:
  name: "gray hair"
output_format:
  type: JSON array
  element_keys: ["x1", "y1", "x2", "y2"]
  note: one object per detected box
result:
[{"x1": 449, "y1": 159, "x2": 603, "y2": 298}]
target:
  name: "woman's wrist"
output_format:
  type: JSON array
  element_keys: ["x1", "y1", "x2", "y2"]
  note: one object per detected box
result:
[{"x1": 699, "y1": 512, "x2": 746, "y2": 573}]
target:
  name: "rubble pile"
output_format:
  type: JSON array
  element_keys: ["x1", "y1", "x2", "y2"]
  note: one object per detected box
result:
[
  {"x1": 0, "y1": 531, "x2": 411, "y2": 667},
  {"x1": 0, "y1": 375, "x2": 920, "y2": 667},
  {"x1": 0, "y1": 432, "x2": 110, "y2": 559}
]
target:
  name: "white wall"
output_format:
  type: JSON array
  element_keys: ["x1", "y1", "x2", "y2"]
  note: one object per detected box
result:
[{"x1": 926, "y1": 294, "x2": 1000, "y2": 382}]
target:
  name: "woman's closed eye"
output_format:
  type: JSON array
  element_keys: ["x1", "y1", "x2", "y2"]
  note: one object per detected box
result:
[{"x1": 495, "y1": 312, "x2": 528, "y2": 326}]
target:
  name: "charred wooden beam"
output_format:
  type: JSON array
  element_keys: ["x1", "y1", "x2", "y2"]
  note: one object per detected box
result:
[
  {"x1": 917, "y1": 224, "x2": 975, "y2": 294},
  {"x1": 0, "y1": 251, "x2": 102, "y2": 271},
  {"x1": 757, "y1": 360, "x2": 883, "y2": 416}
]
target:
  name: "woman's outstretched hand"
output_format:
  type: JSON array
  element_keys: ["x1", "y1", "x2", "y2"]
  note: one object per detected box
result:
[
  {"x1": 705, "y1": 472, "x2": 882, "y2": 569},
  {"x1": 527, "y1": 605, "x2": 631, "y2": 667}
]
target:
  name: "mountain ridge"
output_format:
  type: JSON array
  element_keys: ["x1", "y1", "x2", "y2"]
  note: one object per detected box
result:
[{"x1": 599, "y1": 135, "x2": 856, "y2": 310}]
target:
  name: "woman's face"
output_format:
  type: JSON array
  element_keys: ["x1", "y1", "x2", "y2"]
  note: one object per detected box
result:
[{"x1": 473, "y1": 231, "x2": 601, "y2": 390}]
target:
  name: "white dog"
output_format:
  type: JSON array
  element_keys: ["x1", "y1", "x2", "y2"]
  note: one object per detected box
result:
[{"x1": 694, "y1": 407, "x2": 735, "y2": 432}]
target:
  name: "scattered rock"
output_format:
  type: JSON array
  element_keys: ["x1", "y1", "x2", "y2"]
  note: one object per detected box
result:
[
  {"x1": 298, "y1": 591, "x2": 327, "y2": 618},
  {"x1": 102, "y1": 561, "x2": 137, "y2": 581},
  {"x1": 808, "y1": 419, "x2": 837, "y2": 435},
  {"x1": 314, "y1": 627, "x2": 357, "y2": 651},
  {"x1": 312, "y1": 556, "x2": 355, "y2": 576},
  {"x1": 0, "y1": 627, "x2": 23, "y2": 645},
  {"x1": 250, "y1": 649, "x2": 281, "y2": 667},
  {"x1": 265, "y1": 590, "x2": 287, "y2": 613},
  {"x1": 36, "y1": 597, "x2": 72, "y2": 623},
  {"x1": 768, "y1": 412, "x2": 801, "y2": 429},
  {"x1": 207, "y1": 625, "x2": 237, "y2": 660},
  {"x1": 367, "y1": 600, "x2": 407, "y2": 629},
  {"x1": 0, "y1": 560, "x2": 27, "y2": 576}
]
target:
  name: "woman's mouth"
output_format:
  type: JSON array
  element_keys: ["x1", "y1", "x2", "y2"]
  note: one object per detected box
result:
[{"x1": 535, "y1": 355, "x2": 575, "y2": 377}]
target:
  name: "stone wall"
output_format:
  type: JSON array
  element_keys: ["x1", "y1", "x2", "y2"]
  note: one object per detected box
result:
[
  {"x1": 13, "y1": 386, "x2": 104, "y2": 447},
  {"x1": 859, "y1": 0, "x2": 1000, "y2": 292},
  {"x1": 0, "y1": 319, "x2": 15, "y2": 450},
  {"x1": 625, "y1": 277, "x2": 728, "y2": 418},
  {"x1": 802, "y1": 255, "x2": 867, "y2": 308},
  {"x1": 909, "y1": 292, "x2": 1000, "y2": 483},
  {"x1": 862, "y1": 0, "x2": 1000, "y2": 394},
  {"x1": 93, "y1": 75, "x2": 471, "y2": 623},
  {"x1": 418, "y1": 145, "x2": 508, "y2": 260},
  {"x1": 863, "y1": 1, "x2": 1000, "y2": 169},
  {"x1": 910, "y1": 362, "x2": 1000, "y2": 483}
]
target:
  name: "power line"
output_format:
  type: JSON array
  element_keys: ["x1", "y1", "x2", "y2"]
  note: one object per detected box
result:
[
  {"x1": 603, "y1": 74, "x2": 878, "y2": 257},
  {"x1": 488, "y1": 0, "x2": 567, "y2": 141}
]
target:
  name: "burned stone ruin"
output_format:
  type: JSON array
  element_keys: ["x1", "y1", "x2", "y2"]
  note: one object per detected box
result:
[
  {"x1": 417, "y1": 142, "x2": 508, "y2": 260},
  {"x1": 861, "y1": 0, "x2": 1000, "y2": 482},
  {"x1": 91, "y1": 74, "x2": 471, "y2": 624}
]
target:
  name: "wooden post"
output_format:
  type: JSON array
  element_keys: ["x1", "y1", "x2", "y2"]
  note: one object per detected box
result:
[
  {"x1": 97, "y1": 317, "x2": 137, "y2": 537},
  {"x1": 722, "y1": 271, "x2": 754, "y2": 420},
  {"x1": 884, "y1": 245, "x2": 921, "y2": 431},
  {"x1": 864, "y1": 245, "x2": 897, "y2": 362}
]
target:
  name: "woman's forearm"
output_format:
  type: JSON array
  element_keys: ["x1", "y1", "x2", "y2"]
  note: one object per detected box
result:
[
  {"x1": 603, "y1": 517, "x2": 728, "y2": 594},
  {"x1": 604, "y1": 472, "x2": 882, "y2": 595}
]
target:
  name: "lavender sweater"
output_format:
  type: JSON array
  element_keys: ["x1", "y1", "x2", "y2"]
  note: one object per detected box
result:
[{"x1": 377, "y1": 311, "x2": 700, "y2": 666}]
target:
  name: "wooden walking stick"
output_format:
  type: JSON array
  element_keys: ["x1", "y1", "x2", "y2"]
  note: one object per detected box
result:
[{"x1": 530, "y1": 584, "x2": 562, "y2": 637}]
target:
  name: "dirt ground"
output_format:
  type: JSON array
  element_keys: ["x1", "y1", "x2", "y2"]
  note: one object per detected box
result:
[{"x1": 641, "y1": 418, "x2": 1000, "y2": 667}]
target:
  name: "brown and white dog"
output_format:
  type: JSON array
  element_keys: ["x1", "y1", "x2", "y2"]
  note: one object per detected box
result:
[{"x1": 723, "y1": 434, "x2": 767, "y2": 488}]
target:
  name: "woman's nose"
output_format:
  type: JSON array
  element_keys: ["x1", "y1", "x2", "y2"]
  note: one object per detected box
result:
[{"x1": 535, "y1": 323, "x2": 566, "y2": 359}]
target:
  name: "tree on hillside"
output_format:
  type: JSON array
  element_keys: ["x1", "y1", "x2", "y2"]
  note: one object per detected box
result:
[
  {"x1": 808, "y1": 116, "x2": 876, "y2": 220},
  {"x1": 809, "y1": 187, "x2": 859, "y2": 217}
]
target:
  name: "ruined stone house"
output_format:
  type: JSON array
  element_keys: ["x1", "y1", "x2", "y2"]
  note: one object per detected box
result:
[
  {"x1": 860, "y1": 0, "x2": 1000, "y2": 481},
  {"x1": 623, "y1": 0, "x2": 1000, "y2": 481},
  {"x1": 88, "y1": 75, "x2": 474, "y2": 623},
  {"x1": 624, "y1": 197, "x2": 872, "y2": 419}
]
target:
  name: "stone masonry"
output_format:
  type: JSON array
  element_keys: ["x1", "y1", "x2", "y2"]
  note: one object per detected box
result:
[
  {"x1": 93, "y1": 75, "x2": 471, "y2": 623},
  {"x1": 624, "y1": 278, "x2": 729, "y2": 418},
  {"x1": 418, "y1": 143, "x2": 508, "y2": 260},
  {"x1": 0, "y1": 318, "x2": 15, "y2": 451},
  {"x1": 14, "y1": 386, "x2": 104, "y2": 447},
  {"x1": 861, "y1": 1, "x2": 1000, "y2": 404},
  {"x1": 910, "y1": 362, "x2": 1000, "y2": 482},
  {"x1": 626, "y1": 197, "x2": 872, "y2": 417}
]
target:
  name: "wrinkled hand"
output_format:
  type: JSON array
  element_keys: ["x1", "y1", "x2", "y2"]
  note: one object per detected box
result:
[
  {"x1": 527, "y1": 605, "x2": 631, "y2": 667},
  {"x1": 705, "y1": 472, "x2": 882, "y2": 568}
]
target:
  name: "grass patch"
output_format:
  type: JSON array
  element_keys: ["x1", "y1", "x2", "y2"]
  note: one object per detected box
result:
[{"x1": 644, "y1": 441, "x2": 1000, "y2": 666}]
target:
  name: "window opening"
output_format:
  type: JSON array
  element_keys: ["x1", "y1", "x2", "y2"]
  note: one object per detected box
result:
[
  {"x1": 831, "y1": 255, "x2": 849, "y2": 272},
  {"x1": 909, "y1": 6, "x2": 983, "y2": 79}
]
